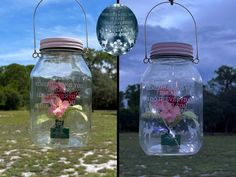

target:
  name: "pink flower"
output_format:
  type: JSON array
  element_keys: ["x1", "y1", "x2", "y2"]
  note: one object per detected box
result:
[
  {"x1": 48, "y1": 97, "x2": 70, "y2": 119},
  {"x1": 48, "y1": 81, "x2": 66, "y2": 92},
  {"x1": 155, "y1": 100, "x2": 180, "y2": 123}
]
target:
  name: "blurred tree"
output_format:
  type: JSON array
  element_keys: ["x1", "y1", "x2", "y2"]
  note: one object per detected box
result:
[
  {"x1": 85, "y1": 49, "x2": 117, "y2": 110},
  {"x1": 0, "y1": 89, "x2": 6, "y2": 107},
  {"x1": 85, "y1": 48, "x2": 117, "y2": 80},
  {"x1": 4, "y1": 88, "x2": 22, "y2": 110},
  {"x1": 220, "y1": 88, "x2": 236, "y2": 132},
  {"x1": 125, "y1": 84, "x2": 140, "y2": 113},
  {"x1": 208, "y1": 65, "x2": 236, "y2": 133},
  {"x1": 92, "y1": 69, "x2": 117, "y2": 110},
  {"x1": 209, "y1": 65, "x2": 236, "y2": 93},
  {"x1": 203, "y1": 88, "x2": 224, "y2": 132},
  {"x1": 119, "y1": 91, "x2": 125, "y2": 109},
  {"x1": 119, "y1": 109, "x2": 138, "y2": 131},
  {"x1": 0, "y1": 64, "x2": 32, "y2": 107},
  {"x1": 119, "y1": 84, "x2": 140, "y2": 132}
]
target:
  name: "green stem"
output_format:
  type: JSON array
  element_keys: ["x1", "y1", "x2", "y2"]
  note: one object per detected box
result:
[{"x1": 160, "y1": 117, "x2": 180, "y2": 147}]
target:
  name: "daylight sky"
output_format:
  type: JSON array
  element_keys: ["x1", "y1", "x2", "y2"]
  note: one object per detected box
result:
[
  {"x1": 0, "y1": 0, "x2": 114, "y2": 66},
  {"x1": 120, "y1": 0, "x2": 236, "y2": 90}
]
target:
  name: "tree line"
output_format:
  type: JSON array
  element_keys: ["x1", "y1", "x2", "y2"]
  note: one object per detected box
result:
[
  {"x1": 0, "y1": 49, "x2": 117, "y2": 110},
  {"x1": 119, "y1": 65, "x2": 236, "y2": 133}
]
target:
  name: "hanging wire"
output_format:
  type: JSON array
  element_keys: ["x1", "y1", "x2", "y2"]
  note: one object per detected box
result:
[
  {"x1": 169, "y1": 0, "x2": 174, "y2": 5},
  {"x1": 144, "y1": 0, "x2": 199, "y2": 64},
  {"x1": 32, "y1": 0, "x2": 89, "y2": 58}
]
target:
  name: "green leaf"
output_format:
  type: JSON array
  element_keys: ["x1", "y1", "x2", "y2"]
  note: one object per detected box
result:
[
  {"x1": 37, "y1": 114, "x2": 50, "y2": 124},
  {"x1": 142, "y1": 111, "x2": 160, "y2": 119},
  {"x1": 78, "y1": 111, "x2": 88, "y2": 122},
  {"x1": 62, "y1": 105, "x2": 82, "y2": 119},
  {"x1": 182, "y1": 111, "x2": 199, "y2": 127},
  {"x1": 63, "y1": 104, "x2": 88, "y2": 122},
  {"x1": 182, "y1": 111, "x2": 198, "y2": 119},
  {"x1": 65, "y1": 105, "x2": 83, "y2": 113},
  {"x1": 71, "y1": 105, "x2": 83, "y2": 111}
]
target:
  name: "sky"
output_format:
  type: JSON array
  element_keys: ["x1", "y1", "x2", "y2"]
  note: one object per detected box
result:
[
  {"x1": 0, "y1": 0, "x2": 114, "y2": 66},
  {"x1": 120, "y1": 0, "x2": 236, "y2": 90}
]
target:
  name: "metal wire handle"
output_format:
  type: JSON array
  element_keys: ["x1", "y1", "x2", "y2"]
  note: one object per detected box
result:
[
  {"x1": 32, "y1": 0, "x2": 89, "y2": 58},
  {"x1": 144, "y1": 0, "x2": 199, "y2": 64}
]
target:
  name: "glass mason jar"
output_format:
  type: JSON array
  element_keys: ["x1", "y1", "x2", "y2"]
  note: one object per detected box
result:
[
  {"x1": 139, "y1": 42, "x2": 203, "y2": 155},
  {"x1": 30, "y1": 38, "x2": 92, "y2": 148}
]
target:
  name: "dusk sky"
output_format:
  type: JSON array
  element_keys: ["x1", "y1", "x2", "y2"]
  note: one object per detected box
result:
[
  {"x1": 120, "y1": 0, "x2": 236, "y2": 90},
  {"x1": 0, "y1": 0, "x2": 114, "y2": 66}
]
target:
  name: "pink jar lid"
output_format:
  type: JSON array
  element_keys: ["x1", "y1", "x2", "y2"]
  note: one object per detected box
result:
[
  {"x1": 150, "y1": 42, "x2": 193, "y2": 58},
  {"x1": 40, "y1": 37, "x2": 83, "y2": 51}
]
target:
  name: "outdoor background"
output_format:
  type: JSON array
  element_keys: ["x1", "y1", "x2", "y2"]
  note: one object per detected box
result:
[
  {"x1": 119, "y1": 0, "x2": 236, "y2": 177},
  {"x1": 0, "y1": 0, "x2": 117, "y2": 176}
]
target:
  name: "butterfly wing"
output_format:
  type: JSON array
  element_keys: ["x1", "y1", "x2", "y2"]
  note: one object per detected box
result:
[
  {"x1": 54, "y1": 88, "x2": 79, "y2": 104},
  {"x1": 177, "y1": 95, "x2": 191, "y2": 109},
  {"x1": 167, "y1": 95, "x2": 178, "y2": 106},
  {"x1": 67, "y1": 91, "x2": 78, "y2": 104},
  {"x1": 54, "y1": 89, "x2": 65, "y2": 101}
]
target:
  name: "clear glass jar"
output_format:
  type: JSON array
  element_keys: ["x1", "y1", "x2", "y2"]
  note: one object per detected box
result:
[
  {"x1": 139, "y1": 42, "x2": 203, "y2": 155},
  {"x1": 30, "y1": 38, "x2": 92, "y2": 148}
]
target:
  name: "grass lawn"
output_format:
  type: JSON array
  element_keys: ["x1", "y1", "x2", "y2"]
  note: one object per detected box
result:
[
  {"x1": 119, "y1": 133, "x2": 236, "y2": 177},
  {"x1": 0, "y1": 110, "x2": 117, "y2": 177}
]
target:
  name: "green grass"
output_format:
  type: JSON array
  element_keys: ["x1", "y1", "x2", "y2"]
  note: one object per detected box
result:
[
  {"x1": 0, "y1": 110, "x2": 117, "y2": 177},
  {"x1": 119, "y1": 133, "x2": 236, "y2": 177}
]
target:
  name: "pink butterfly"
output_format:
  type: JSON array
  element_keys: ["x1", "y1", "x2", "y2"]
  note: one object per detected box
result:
[
  {"x1": 167, "y1": 95, "x2": 191, "y2": 109},
  {"x1": 54, "y1": 90, "x2": 79, "y2": 104}
]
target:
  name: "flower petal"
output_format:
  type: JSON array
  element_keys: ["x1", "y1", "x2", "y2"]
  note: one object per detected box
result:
[
  {"x1": 48, "y1": 81, "x2": 66, "y2": 91},
  {"x1": 54, "y1": 97, "x2": 62, "y2": 106},
  {"x1": 42, "y1": 95, "x2": 54, "y2": 104},
  {"x1": 173, "y1": 106, "x2": 180, "y2": 115},
  {"x1": 53, "y1": 107, "x2": 64, "y2": 118},
  {"x1": 61, "y1": 101, "x2": 70, "y2": 109},
  {"x1": 58, "y1": 82, "x2": 66, "y2": 91}
]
